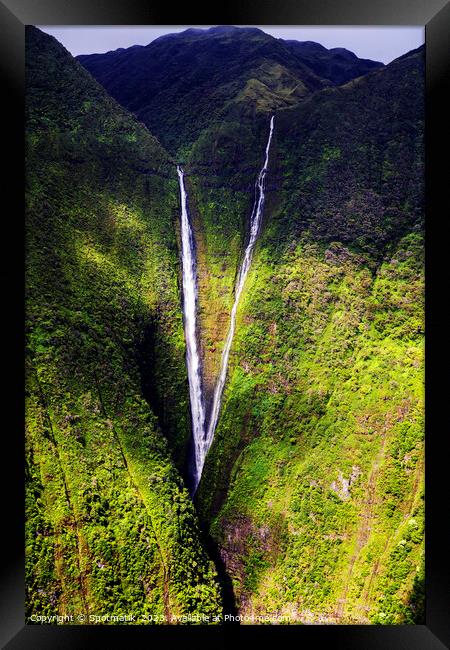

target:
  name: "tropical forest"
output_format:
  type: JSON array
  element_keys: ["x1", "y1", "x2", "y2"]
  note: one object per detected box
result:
[{"x1": 25, "y1": 25, "x2": 424, "y2": 625}]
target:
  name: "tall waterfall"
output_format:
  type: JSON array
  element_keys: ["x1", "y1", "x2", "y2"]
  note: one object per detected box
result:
[
  {"x1": 203, "y1": 115, "x2": 275, "y2": 461},
  {"x1": 178, "y1": 116, "x2": 275, "y2": 494},
  {"x1": 177, "y1": 165, "x2": 206, "y2": 492}
]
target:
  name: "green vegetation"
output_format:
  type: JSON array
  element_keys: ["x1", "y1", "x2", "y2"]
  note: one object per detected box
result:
[
  {"x1": 197, "y1": 233, "x2": 423, "y2": 623},
  {"x1": 194, "y1": 46, "x2": 424, "y2": 624},
  {"x1": 26, "y1": 26, "x2": 221, "y2": 623},
  {"x1": 27, "y1": 24, "x2": 424, "y2": 626},
  {"x1": 272, "y1": 49, "x2": 424, "y2": 257}
]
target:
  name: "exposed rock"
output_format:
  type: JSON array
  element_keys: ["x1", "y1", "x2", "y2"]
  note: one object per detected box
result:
[{"x1": 330, "y1": 466, "x2": 361, "y2": 500}]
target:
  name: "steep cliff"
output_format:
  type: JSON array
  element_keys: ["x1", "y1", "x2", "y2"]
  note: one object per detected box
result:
[
  {"x1": 195, "y1": 46, "x2": 424, "y2": 623},
  {"x1": 28, "y1": 24, "x2": 424, "y2": 625},
  {"x1": 26, "y1": 26, "x2": 222, "y2": 622}
]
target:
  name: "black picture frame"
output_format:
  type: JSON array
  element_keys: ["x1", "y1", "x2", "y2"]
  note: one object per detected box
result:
[{"x1": 1, "y1": 0, "x2": 448, "y2": 647}]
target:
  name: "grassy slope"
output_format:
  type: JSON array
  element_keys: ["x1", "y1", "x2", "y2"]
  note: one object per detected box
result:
[
  {"x1": 25, "y1": 27, "x2": 222, "y2": 622},
  {"x1": 196, "y1": 49, "x2": 424, "y2": 623}
]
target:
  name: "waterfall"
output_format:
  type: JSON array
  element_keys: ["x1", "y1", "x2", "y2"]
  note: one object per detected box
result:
[
  {"x1": 177, "y1": 165, "x2": 206, "y2": 492},
  {"x1": 178, "y1": 115, "x2": 275, "y2": 495},
  {"x1": 203, "y1": 115, "x2": 275, "y2": 463}
]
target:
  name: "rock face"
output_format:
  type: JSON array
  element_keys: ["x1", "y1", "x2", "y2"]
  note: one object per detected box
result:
[{"x1": 330, "y1": 466, "x2": 362, "y2": 500}]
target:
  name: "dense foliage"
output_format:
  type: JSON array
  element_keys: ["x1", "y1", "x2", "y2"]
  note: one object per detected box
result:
[
  {"x1": 197, "y1": 232, "x2": 424, "y2": 623},
  {"x1": 192, "y1": 45, "x2": 424, "y2": 623},
  {"x1": 26, "y1": 26, "x2": 222, "y2": 623},
  {"x1": 27, "y1": 24, "x2": 424, "y2": 625},
  {"x1": 273, "y1": 47, "x2": 424, "y2": 257}
]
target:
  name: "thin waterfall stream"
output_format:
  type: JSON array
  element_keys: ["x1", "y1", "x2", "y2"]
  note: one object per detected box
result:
[
  {"x1": 178, "y1": 115, "x2": 275, "y2": 494},
  {"x1": 204, "y1": 115, "x2": 275, "y2": 465},
  {"x1": 177, "y1": 165, "x2": 206, "y2": 492}
]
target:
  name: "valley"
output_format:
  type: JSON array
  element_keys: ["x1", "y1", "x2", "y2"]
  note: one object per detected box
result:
[{"x1": 26, "y1": 25, "x2": 424, "y2": 625}]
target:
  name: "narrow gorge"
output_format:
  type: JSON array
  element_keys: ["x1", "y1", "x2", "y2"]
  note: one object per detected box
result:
[
  {"x1": 26, "y1": 25, "x2": 424, "y2": 625},
  {"x1": 204, "y1": 116, "x2": 275, "y2": 462},
  {"x1": 179, "y1": 117, "x2": 275, "y2": 493}
]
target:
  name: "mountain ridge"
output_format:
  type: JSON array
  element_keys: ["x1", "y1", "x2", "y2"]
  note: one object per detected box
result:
[{"x1": 78, "y1": 26, "x2": 376, "y2": 154}]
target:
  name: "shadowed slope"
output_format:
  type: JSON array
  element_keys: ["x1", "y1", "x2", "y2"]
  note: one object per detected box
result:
[{"x1": 26, "y1": 26, "x2": 222, "y2": 622}]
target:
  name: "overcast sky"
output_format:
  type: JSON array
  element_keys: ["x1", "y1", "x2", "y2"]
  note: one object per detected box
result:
[{"x1": 39, "y1": 26, "x2": 424, "y2": 64}]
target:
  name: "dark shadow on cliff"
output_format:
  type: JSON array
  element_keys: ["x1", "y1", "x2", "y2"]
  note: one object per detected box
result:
[
  {"x1": 137, "y1": 322, "x2": 238, "y2": 620},
  {"x1": 194, "y1": 508, "x2": 240, "y2": 625},
  {"x1": 135, "y1": 318, "x2": 191, "y2": 480}
]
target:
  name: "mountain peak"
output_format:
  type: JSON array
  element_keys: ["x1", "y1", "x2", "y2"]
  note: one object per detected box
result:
[
  {"x1": 150, "y1": 25, "x2": 267, "y2": 47},
  {"x1": 285, "y1": 40, "x2": 328, "y2": 52},
  {"x1": 329, "y1": 46, "x2": 358, "y2": 59},
  {"x1": 207, "y1": 25, "x2": 240, "y2": 34},
  {"x1": 77, "y1": 27, "x2": 386, "y2": 153}
]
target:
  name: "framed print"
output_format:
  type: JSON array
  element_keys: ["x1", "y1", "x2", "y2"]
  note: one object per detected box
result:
[{"x1": 1, "y1": 0, "x2": 449, "y2": 647}]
